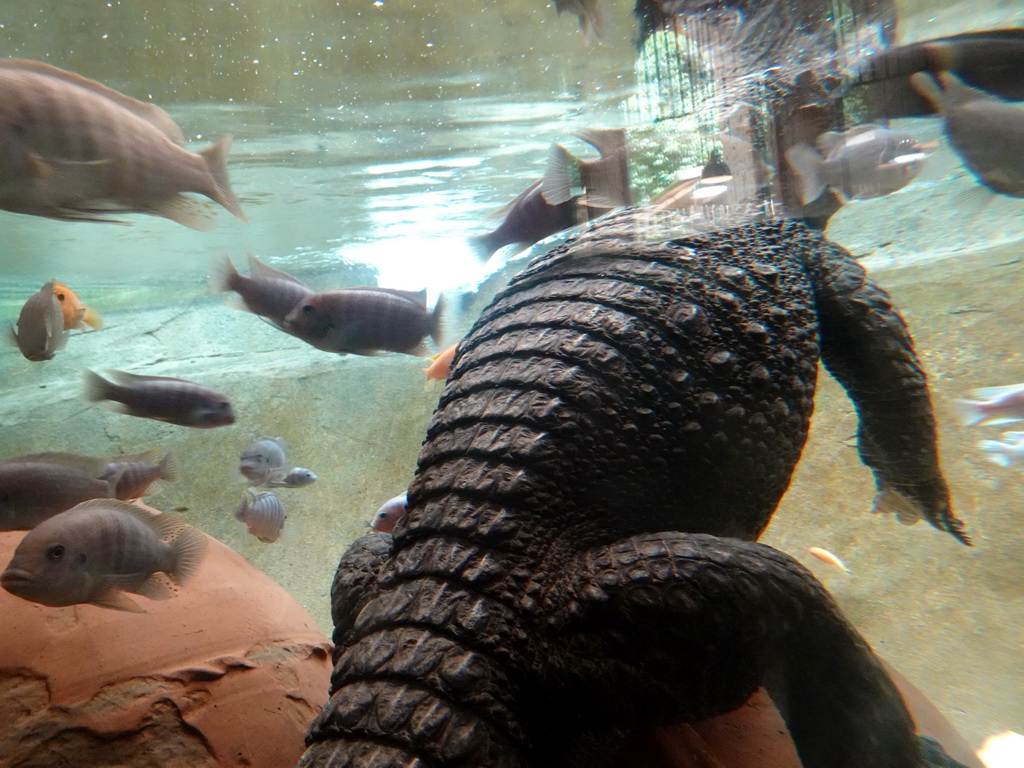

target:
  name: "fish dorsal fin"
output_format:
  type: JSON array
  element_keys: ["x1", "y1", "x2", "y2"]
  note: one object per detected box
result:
[
  {"x1": 106, "y1": 446, "x2": 163, "y2": 466},
  {"x1": 573, "y1": 127, "x2": 627, "y2": 158},
  {"x1": 105, "y1": 369, "x2": 191, "y2": 387},
  {"x1": 483, "y1": 179, "x2": 543, "y2": 222},
  {"x1": 5, "y1": 451, "x2": 108, "y2": 474},
  {"x1": 72, "y1": 498, "x2": 190, "y2": 540},
  {"x1": 0, "y1": 60, "x2": 187, "y2": 146},
  {"x1": 542, "y1": 142, "x2": 577, "y2": 205},
  {"x1": 246, "y1": 253, "x2": 310, "y2": 287}
]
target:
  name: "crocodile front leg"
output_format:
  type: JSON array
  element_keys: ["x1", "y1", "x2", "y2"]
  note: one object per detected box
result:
[
  {"x1": 804, "y1": 234, "x2": 968, "y2": 543},
  {"x1": 541, "y1": 532, "x2": 923, "y2": 768}
]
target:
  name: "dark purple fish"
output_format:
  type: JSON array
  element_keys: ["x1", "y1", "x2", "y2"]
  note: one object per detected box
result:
[
  {"x1": 467, "y1": 179, "x2": 580, "y2": 262},
  {"x1": 209, "y1": 253, "x2": 314, "y2": 330},
  {"x1": 911, "y1": 72, "x2": 1024, "y2": 198},
  {"x1": 234, "y1": 490, "x2": 286, "y2": 543},
  {"x1": 0, "y1": 59, "x2": 247, "y2": 230},
  {"x1": 7, "y1": 281, "x2": 68, "y2": 361},
  {"x1": 283, "y1": 288, "x2": 444, "y2": 357},
  {"x1": 100, "y1": 447, "x2": 180, "y2": 500},
  {"x1": 0, "y1": 498, "x2": 207, "y2": 612},
  {"x1": 0, "y1": 451, "x2": 119, "y2": 531},
  {"x1": 370, "y1": 492, "x2": 408, "y2": 533},
  {"x1": 83, "y1": 369, "x2": 236, "y2": 428},
  {"x1": 843, "y1": 29, "x2": 1024, "y2": 119}
]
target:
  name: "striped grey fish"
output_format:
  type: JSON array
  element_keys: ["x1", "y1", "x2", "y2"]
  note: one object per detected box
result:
[
  {"x1": 100, "y1": 447, "x2": 181, "y2": 500},
  {"x1": 0, "y1": 451, "x2": 120, "y2": 531},
  {"x1": 209, "y1": 253, "x2": 314, "y2": 331},
  {"x1": 238, "y1": 436, "x2": 289, "y2": 485},
  {"x1": 234, "y1": 490, "x2": 286, "y2": 543},
  {"x1": 283, "y1": 287, "x2": 444, "y2": 356},
  {"x1": 8, "y1": 281, "x2": 68, "y2": 361},
  {"x1": 0, "y1": 499, "x2": 207, "y2": 612},
  {"x1": 0, "y1": 59, "x2": 246, "y2": 230},
  {"x1": 83, "y1": 369, "x2": 236, "y2": 428}
]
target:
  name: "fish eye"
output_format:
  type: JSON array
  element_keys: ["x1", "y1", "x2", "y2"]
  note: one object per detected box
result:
[
  {"x1": 302, "y1": 304, "x2": 314, "y2": 314},
  {"x1": 219, "y1": 401, "x2": 231, "y2": 410},
  {"x1": 57, "y1": 292, "x2": 66, "y2": 301},
  {"x1": 46, "y1": 544, "x2": 65, "y2": 562}
]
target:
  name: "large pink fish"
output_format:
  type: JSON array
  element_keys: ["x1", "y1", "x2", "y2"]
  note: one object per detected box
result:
[
  {"x1": 0, "y1": 59, "x2": 247, "y2": 229},
  {"x1": 0, "y1": 499, "x2": 206, "y2": 612}
]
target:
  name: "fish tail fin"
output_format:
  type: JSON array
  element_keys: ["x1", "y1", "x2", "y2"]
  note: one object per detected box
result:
[
  {"x1": 953, "y1": 398, "x2": 988, "y2": 426},
  {"x1": 167, "y1": 526, "x2": 208, "y2": 585},
  {"x1": 542, "y1": 142, "x2": 577, "y2": 205},
  {"x1": 784, "y1": 143, "x2": 828, "y2": 205},
  {"x1": 159, "y1": 450, "x2": 182, "y2": 484},
  {"x1": 199, "y1": 135, "x2": 248, "y2": 224},
  {"x1": 208, "y1": 250, "x2": 239, "y2": 295},
  {"x1": 429, "y1": 294, "x2": 446, "y2": 348},
  {"x1": 81, "y1": 305, "x2": 104, "y2": 330},
  {"x1": 466, "y1": 232, "x2": 503, "y2": 262},
  {"x1": 82, "y1": 369, "x2": 114, "y2": 403}
]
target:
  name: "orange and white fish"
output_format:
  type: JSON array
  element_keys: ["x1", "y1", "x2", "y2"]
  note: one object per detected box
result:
[
  {"x1": 7, "y1": 281, "x2": 67, "y2": 361},
  {"x1": 424, "y1": 342, "x2": 458, "y2": 387},
  {"x1": 807, "y1": 546, "x2": 853, "y2": 574},
  {"x1": 53, "y1": 282, "x2": 103, "y2": 330}
]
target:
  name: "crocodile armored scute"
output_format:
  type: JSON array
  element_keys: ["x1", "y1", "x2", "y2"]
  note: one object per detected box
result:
[{"x1": 301, "y1": 211, "x2": 966, "y2": 768}]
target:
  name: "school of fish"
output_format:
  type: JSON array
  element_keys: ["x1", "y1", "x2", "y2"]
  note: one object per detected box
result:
[{"x1": 0, "y1": 27, "x2": 1022, "y2": 764}]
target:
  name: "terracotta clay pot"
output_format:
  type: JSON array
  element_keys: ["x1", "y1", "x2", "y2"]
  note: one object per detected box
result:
[
  {"x1": 0, "y1": 524, "x2": 332, "y2": 768},
  {"x1": 614, "y1": 664, "x2": 983, "y2": 768}
]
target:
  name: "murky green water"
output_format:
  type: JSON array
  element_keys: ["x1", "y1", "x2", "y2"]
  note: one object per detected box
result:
[{"x1": 1, "y1": 0, "x2": 1023, "y2": 761}]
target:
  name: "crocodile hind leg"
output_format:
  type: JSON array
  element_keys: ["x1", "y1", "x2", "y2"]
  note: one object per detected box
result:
[
  {"x1": 540, "y1": 532, "x2": 945, "y2": 768},
  {"x1": 805, "y1": 234, "x2": 969, "y2": 544}
]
